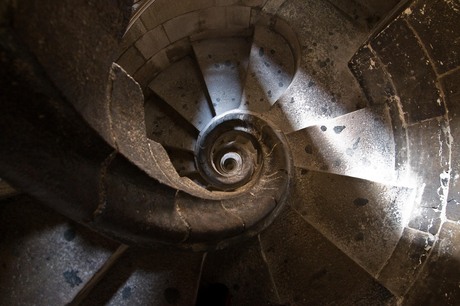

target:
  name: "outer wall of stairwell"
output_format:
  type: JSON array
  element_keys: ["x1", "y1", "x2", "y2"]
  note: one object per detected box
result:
[{"x1": 350, "y1": 0, "x2": 460, "y2": 303}]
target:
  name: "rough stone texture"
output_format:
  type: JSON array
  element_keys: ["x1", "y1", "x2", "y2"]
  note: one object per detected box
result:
[
  {"x1": 140, "y1": 0, "x2": 214, "y2": 30},
  {"x1": 117, "y1": 45, "x2": 146, "y2": 76},
  {"x1": 262, "y1": 0, "x2": 368, "y2": 133},
  {"x1": 404, "y1": 222, "x2": 460, "y2": 305},
  {"x1": 193, "y1": 37, "x2": 251, "y2": 115},
  {"x1": 144, "y1": 94, "x2": 197, "y2": 152},
  {"x1": 119, "y1": 18, "x2": 148, "y2": 55},
  {"x1": 81, "y1": 248, "x2": 204, "y2": 306},
  {"x1": 163, "y1": 11, "x2": 201, "y2": 42},
  {"x1": 259, "y1": 207, "x2": 396, "y2": 305},
  {"x1": 349, "y1": 45, "x2": 410, "y2": 179},
  {"x1": 0, "y1": 196, "x2": 119, "y2": 305},
  {"x1": 226, "y1": 6, "x2": 251, "y2": 28},
  {"x1": 349, "y1": 46, "x2": 396, "y2": 107},
  {"x1": 13, "y1": 0, "x2": 131, "y2": 147},
  {"x1": 407, "y1": 118, "x2": 450, "y2": 235},
  {"x1": 291, "y1": 169, "x2": 414, "y2": 277},
  {"x1": 198, "y1": 237, "x2": 280, "y2": 305},
  {"x1": 287, "y1": 106, "x2": 397, "y2": 184},
  {"x1": 175, "y1": 192, "x2": 244, "y2": 243},
  {"x1": 133, "y1": 37, "x2": 192, "y2": 90},
  {"x1": 370, "y1": 17, "x2": 445, "y2": 124},
  {"x1": 0, "y1": 29, "x2": 113, "y2": 222},
  {"x1": 149, "y1": 56, "x2": 214, "y2": 131},
  {"x1": 443, "y1": 69, "x2": 460, "y2": 222},
  {"x1": 240, "y1": 25, "x2": 295, "y2": 113},
  {"x1": 135, "y1": 25, "x2": 170, "y2": 59},
  {"x1": 405, "y1": 0, "x2": 460, "y2": 75},
  {"x1": 377, "y1": 227, "x2": 435, "y2": 297}
]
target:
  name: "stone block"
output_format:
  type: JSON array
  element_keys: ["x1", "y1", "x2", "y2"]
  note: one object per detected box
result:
[
  {"x1": 377, "y1": 227, "x2": 435, "y2": 297},
  {"x1": 140, "y1": 0, "x2": 214, "y2": 30},
  {"x1": 119, "y1": 18, "x2": 147, "y2": 54},
  {"x1": 163, "y1": 11, "x2": 201, "y2": 42},
  {"x1": 116, "y1": 46, "x2": 145, "y2": 76},
  {"x1": 406, "y1": 0, "x2": 460, "y2": 75},
  {"x1": 134, "y1": 25, "x2": 170, "y2": 60},
  {"x1": 407, "y1": 118, "x2": 450, "y2": 234},
  {"x1": 371, "y1": 18, "x2": 445, "y2": 123},
  {"x1": 259, "y1": 207, "x2": 395, "y2": 305},
  {"x1": 226, "y1": 6, "x2": 251, "y2": 29},
  {"x1": 404, "y1": 222, "x2": 460, "y2": 305},
  {"x1": 443, "y1": 69, "x2": 460, "y2": 222},
  {"x1": 199, "y1": 6, "x2": 226, "y2": 31}
]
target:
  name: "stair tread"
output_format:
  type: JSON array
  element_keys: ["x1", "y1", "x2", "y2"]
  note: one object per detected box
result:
[
  {"x1": 262, "y1": 0, "x2": 369, "y2": 133},
  {"x1": 291, "y1": 168, "x2": 415, "y2": 277},
  {"x1": 149, "y1": 56, "x2": 214, "y2": 132},
  {"x1": 240, "y1": 25, "x2": 296, "y2": 113},
  {"x1": 287, "y1": 105, "x2": 400, "y2": 185},
  {"x1": 192, "y1": 37, "x2": 251, "y2": 115}
]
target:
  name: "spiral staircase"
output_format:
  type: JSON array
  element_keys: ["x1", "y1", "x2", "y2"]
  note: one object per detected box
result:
[{"x1": 1, "y1": 0, "x2": 460, "y2": 305}]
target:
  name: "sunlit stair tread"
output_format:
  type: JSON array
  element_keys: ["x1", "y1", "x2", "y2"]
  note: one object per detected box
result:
[
  {"x1": 291, "y1": 168, "x2": 415, "y2": 277},
  {"x1": 192, "y1": 37, "x2": 251, "y2": 115},
  {"x1": 287, "y1": 105, "x2": 399, "y2": 184},
  {"x1": 149, "y1": 56, "x2": 214, "y2": 132},
  {"x1": 239, "y1": 24, "x2": 296, "y2": 113},
  {"x1": 263, "y1": 0, "x2": 369, "y2": 133}
]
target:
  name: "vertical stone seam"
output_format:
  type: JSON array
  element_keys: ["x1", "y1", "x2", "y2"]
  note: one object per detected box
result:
[{"x1": 257, "y1": 234, "x2": 282, "y2": 303}]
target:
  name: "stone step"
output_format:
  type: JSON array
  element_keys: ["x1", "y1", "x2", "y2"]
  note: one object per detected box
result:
[
  {"x1": 291, "y1": 168, "x2": 415, "y2": 278},
  {"x1": 149, "y1": 56, "x2": 214, "y2": 132},
  {"x1": 239, "y1": 24, "x2": 295, "y2": 113},
  {"x1": 192, "y1": 37, "x2": 251, "y2": 116},
  {"x1": 286, "y1": 105, "x2": 402, "y2": 185}
]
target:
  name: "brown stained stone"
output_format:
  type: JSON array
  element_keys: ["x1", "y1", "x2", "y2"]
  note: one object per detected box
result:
[
  {"x1": 404, "y1": 222, "x2": 460, "y2": 305},
  {"x1": 371, "y1": 18, "x2": 445, "y2": 124},
  {"x1": 407, "y1": 118, "x2": 450, "y2": 235},
  {"x1": 406, "y1": 0, "x2": 460, "y2": 75},
  {"x1": 443, "y1": 69, "x2": 460, "y2": 222},
  {"x1": 349, "y1": 46, "x2": 396, "y2": 106},
  {"x1": 377, "y1": 227, "x2": 435, "y2": 297}
]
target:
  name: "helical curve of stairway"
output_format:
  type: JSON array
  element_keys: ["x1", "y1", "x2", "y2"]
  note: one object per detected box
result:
[{"x1": 0, "y1": 0, "x2": 460, "y2": 305}]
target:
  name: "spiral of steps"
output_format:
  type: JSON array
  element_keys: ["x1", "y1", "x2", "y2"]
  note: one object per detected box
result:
[{"x1": 1, "y1": 0, "x2": 460, "y2": 305}]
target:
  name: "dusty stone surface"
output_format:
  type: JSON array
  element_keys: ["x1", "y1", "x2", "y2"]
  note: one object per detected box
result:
[
  {"x1": 82, "y1": 247, "x2": 204, "y2": 306},
  {"x1": 443, "y1": 69, "x2": 460, "y2": 222},
  {"x1": 370, "y1": 17, "x2": 445, "y2": 124},
  {"x1": 407, "y1": 118, "x2": 450, "y2": 235},
  {"x1": 287, "y1": 105, "x2": 397, "y2": 184},
  {"x1": 377, "y1": 227, "x2": 435, "y2": 297},
  {"x1": 291, "y1": 169, "x2": 414, "y2": 277},
  {"x1": 404, "y1": 222, "x2": 460, "y2": 305},
  {"x1": 259, "y1": 207, "x2": 396, "y2": 305},
  {"x1": 0, "y1": 196, "x2": 119, "y2": 305},
  {"x1": 193, "y1": 37, "x2": 251, "y2": 115}
]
